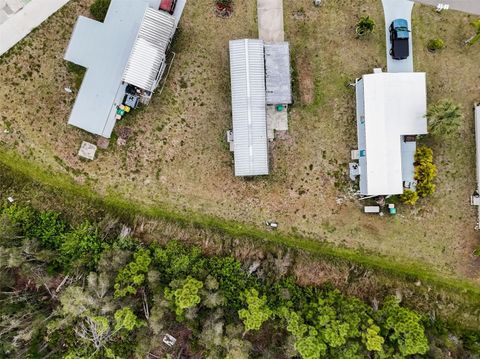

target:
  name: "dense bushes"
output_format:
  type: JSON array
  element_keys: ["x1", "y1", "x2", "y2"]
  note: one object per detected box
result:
[
  {"x1": 415, "y1": 146, "x2": 437, "y2": 198},
  {"x1": 0, "y1": 204, "x2": 477, "y2": 358},
  {"x1": 400, "y1": 146, "x2": 437, "y2": 205}
]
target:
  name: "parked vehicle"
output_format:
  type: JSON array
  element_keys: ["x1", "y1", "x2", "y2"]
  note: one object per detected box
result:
[
  {"x1": 389, "y1": 18, "x2": 410, "y2": 60},
  {"x1": 159, "y1": 0, "x2": 177, "y2": 14}
]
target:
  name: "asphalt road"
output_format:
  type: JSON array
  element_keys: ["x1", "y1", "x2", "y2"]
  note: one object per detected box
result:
[{"x1": 412, "y1": 0, "x2": 480, "y2": 15}]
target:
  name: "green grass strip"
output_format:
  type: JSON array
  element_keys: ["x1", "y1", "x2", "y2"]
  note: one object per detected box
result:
[{"x1": 1, "y1": 149, "x2": 480, "y2": 301}]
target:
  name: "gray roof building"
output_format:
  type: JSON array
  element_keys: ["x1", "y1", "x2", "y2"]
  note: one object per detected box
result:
[
  {"x1": 229, "y1": 39, "x2": 269, "y2": 177},
  {"x1": 265, "y1": 42, "x2": 292, "y2": 105}
]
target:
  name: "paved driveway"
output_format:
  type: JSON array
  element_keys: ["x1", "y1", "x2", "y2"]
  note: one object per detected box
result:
[
  {"x1": 257, "y1": 0, "x2": 284, "y2": 42},
  {"x1": 413, "y1": 0, "x2": 480, "y2": 15},
  {"x1": 382, "y1": 0, "x2": 414, "y2": 73}
]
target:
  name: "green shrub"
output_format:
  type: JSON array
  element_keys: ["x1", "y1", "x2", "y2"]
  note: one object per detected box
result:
[
  {"x1": 414, "y1": 146, "x2": 437, "y2": 198},
  {"x1": 427, "y1": 38, "x2": 445, "y2": 51},
  {"x1": 90, "y1": 0, "x2": 111, "y2": 21},
  {"x1": 356, "y1": 16, "x2": 375, "y2": 36},
  {"x1": 400, "y1": 189, "x2": 419, "y2": 205},
  {"x1": 58, "y1": 221, "x2": 104, "y2": 269},
  {"x1": 114, "y1": 248, "x2": 151, "y2": 297}
]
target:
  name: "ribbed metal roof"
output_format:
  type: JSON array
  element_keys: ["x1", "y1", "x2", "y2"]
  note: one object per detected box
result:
[
  {"x1": 229, "y1": 39, "x2": 269, "y2": 177},
  {"x1": 122, "y1": 8, "x2": 175, "y2": 92}
]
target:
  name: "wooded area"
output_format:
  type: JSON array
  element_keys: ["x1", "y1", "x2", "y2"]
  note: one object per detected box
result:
[{"x1": 1, "y1": 204, "x2": 479, "y2": 358}]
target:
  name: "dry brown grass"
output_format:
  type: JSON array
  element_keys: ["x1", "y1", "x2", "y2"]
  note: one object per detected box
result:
[{"x1": 1, "y1": 0, "x2": 480, "y2": 281}]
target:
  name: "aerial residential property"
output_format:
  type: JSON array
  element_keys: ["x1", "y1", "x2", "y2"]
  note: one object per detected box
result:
[
  {"x1": 227, "y1": 0, "x2": 292, "y2": 177},
  {"x1": 4, "y1": 0, "x2": 480, "y2": 357},
  {"x1": 64, "y1": 0, "x2": 185, "y2": 138},
  {"x1": 354, "y1": 69, "x2": 427, "y2": 196}
]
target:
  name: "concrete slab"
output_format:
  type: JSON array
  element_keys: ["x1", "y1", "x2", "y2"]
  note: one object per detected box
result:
[
  {"x1": 0, "y1": 0, "x2": 71, "y2": 56},
  {"x1": 266, "y1": 105, "x2": 288, "y2": 140},
  {"x1": 257, "y1": 0, "x2": 284, "y2": 42},
  {"x1": 78, "y1": 141, "x2": 97, "y2": 160},
  {"x1": 412, "y1": 0, "x2": 480, "y2": 15},
  {"x1": 381, "y1": 0, "x2": 414, "y2": 73}
]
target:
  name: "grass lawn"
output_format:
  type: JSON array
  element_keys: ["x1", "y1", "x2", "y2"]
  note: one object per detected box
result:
[{"x1": 0, "y1": 0, "x2": 479, "y2": 282}]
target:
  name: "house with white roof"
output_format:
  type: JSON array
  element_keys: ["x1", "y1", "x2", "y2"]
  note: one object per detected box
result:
[
  {"x1": 64, "y1": 0, "x2": 186, "y2": 138},
  {"x1": 354, "y1": 69, "x2": 428, "y2": 196}
]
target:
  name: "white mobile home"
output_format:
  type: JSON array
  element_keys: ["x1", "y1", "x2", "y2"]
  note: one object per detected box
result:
[
  {"x1": 64, "y1": 0, "x2": 185, "y2": 138},
  {"x1": 355, "y1": 69, "x2": 428, "y2": 196},
  {"x1": 228, "y1": 39, "x2": 269, "y2": 177}
]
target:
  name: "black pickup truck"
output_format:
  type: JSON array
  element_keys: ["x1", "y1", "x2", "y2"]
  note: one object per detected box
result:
[{"x1": 389, "y1": 19, "x2": 410, "y2": 60}]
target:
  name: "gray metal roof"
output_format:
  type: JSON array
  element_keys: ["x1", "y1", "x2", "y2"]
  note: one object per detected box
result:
[
  {"x1": 229, "y1": 39, "x2": 269, "y2": 177},
  {"x1": 122, "y1": 8, "x2": 175, "y2": 92},
  {"x1": 265, "y1": 42, "x2": 292, "y2": 105}
]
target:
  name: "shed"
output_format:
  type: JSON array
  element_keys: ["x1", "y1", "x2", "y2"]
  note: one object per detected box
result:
[{"x1": 229, "y1": 39, "x2": 269, "y2": 177}]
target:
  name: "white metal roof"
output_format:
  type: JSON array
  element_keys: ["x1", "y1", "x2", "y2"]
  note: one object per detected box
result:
[
  {"x1": 356, "y1": 71, "x2": 427, "y2": 195},
  {"x1": 475, "y1": 105, "x2": 480, "y2": 185},
  {"x1": 122, "y1": 8, "x2": 175, "y2": 92},
  {"x1": 229, "y1": 39, "x2": 269, "y2": 177}
]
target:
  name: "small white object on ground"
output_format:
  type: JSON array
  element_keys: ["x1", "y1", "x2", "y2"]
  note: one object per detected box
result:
[
  {"x1": 162, "y1": 334, "x2": 176, "y2": 347},
  {"x1": 314, "y1": 0, "x2": 322, "y2": 6},
  {"x1": 64, "y1": 87, "x2": 73, "y2": 93},
  {"x1": 78, "y1": 141, "x2": 97, "y2": 160},
  {"x1": 7, "y1": 196, "x2": 14, "y2": 203},
  {"x1": 349, "y1": 163, "x2": 360, "y2": 181},
  {"x1": 364, "y1": 206, "x2": 381, "y2": 214},
  {"x1": 265, "y1": 221, "x2": 279, "y2": 228}
]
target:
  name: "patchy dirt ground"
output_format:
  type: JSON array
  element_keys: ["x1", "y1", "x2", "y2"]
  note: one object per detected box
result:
[{"x1": 0, "y1": 0, "x2": 479, "y2": 280}]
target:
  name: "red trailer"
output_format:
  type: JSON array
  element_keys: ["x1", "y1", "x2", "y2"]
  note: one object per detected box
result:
[{"x1": 159, "y1": 0, "x2": 176, "y2": 14}]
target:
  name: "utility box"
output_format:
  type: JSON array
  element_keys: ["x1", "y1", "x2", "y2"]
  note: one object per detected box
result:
[{"x1": 364, "y1": 206, "x2": 381, "y2": 214}]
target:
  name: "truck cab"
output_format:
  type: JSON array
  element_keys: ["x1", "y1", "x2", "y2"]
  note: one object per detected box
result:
[
  {"x1": 389, "y1": 19, "x2": 410, "y2": 60},
  {"x1": 159, "y1": 0, "x2": 177, "y2": 14}
]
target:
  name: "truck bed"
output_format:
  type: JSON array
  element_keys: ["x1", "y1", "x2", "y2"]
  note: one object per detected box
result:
[{"x1": 392, "y1": 38, "x2": 409, "y2": 60}]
